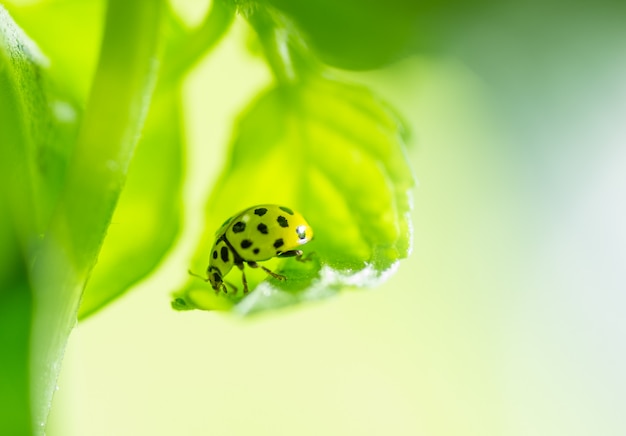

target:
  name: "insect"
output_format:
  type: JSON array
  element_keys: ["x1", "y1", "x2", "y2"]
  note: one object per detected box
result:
[{"x1": 192, "y1": 205, "x2": 313, "y2": 294}]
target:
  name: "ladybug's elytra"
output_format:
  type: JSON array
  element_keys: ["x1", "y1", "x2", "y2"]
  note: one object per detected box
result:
[{"x1": 194, "y1": 205, "x2": 313, "y2": 294}]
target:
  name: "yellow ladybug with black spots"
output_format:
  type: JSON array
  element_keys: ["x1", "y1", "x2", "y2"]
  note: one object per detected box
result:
[{"x1": 197, "y1": 205, "x2": 313, "y2": 294}]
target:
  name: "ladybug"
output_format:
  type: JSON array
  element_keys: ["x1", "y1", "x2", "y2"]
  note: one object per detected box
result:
[{"x1": 194, "y1": 205, "x2": 313, "y2": 294}]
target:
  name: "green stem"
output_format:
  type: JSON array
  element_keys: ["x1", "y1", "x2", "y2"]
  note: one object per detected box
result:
[
  {"x1": 29, "y1": 0, "x2": 166, "y2": 433},
  {"x1": 161, "y1": 0, "x2": 235, "y2": 85}
]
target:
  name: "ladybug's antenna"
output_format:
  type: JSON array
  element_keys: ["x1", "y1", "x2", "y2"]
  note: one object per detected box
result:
[{"x1": 187, "y1": 269, "x2": 209, "y2": 282}]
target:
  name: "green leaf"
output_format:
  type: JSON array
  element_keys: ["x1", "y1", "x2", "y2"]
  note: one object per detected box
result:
[
  {"x1": 161, "y1": 0, "x2": 235, "y2": 84},
  {"x1": 0, "y1": 4, "x2": 75, "y2": 239},
  {"x1": 258, "y1": 0, "x2": 422, "y2": 70},
  {"x1": 173, "y1": 76, "x2": 414, "y2": 315},
  {"x1": 78, "y1": 0, "x2": 236, "y2": 319},
  {"x1": 0, "y1": 5, "x2": 74, "y2": 434},
  {"x1": 0, "y1": 195, "x2": 31, "y2": 436},
  {"x1": 0, "y1": 1, "x2": 168, "y2": 433},
  {"x1": 4, "y1": 0, "x2": 105, "y2": 102},
  {"x1": 78, "y1": 86, "x2": 184, "y2": 320}
]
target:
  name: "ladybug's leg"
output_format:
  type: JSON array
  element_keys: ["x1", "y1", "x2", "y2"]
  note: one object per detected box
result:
[
  {"x1": 247, "y1": 261, "x2": 286, "y2": 281},
  {"x1": 278, "y1": 250, "x2": 314, "y2": 262},
  {"x1": 236, "y1": 263, "x2": 249, "y2": 294},
  {"x1": 261, "y1": 266, "x2": 286, "y2": 281},
  {"x1": 223, "y1": 281, "x2": 238, "y2": 295}
]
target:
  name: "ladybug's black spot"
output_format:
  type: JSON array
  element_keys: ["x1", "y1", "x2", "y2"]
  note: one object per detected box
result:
[
  {"x1": 254, "y1": 207, "x2": 268, "y2": 216},
  {"x1": 253, "y1": 248, "x2": 260, "y2": 255},
  {"x1": 296, "y1": 225, "x2": 306, "y2": 240},
  {"x1": 257, "y1": 223, "x2": 268, "y2": 234},
  {"x1": 220, "y1": 246, "x2": 229, "y2": 263},
  {"x1": 212, "y1": 250, "x2": 218, "y2": 259},
  {"x1": 273, "y1": 238, "x2": 284, "y2": 249},
  {"x1": 241, "y1": 239, "x2": 253, "y2": 249},
  {"x1": 232, "y1": 221, "x2": 246, "y2": 233},
  {"x1": 277, "y1": 216, "x2": 289, "y2": 228},
  {"x1": 279, "y1": 206, "x2": 294, "y2": 215}
]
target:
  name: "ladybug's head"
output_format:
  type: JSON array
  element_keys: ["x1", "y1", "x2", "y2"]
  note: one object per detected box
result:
[
  {"x1": 207, "y1": 267, "x2": 224, "y2": 292},
  {"x1": 206, "y1": 238, "x2": 235, "y2": 293}
]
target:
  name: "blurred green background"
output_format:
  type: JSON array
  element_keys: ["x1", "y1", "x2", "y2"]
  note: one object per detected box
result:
[{"x1": 4, "y1": 0, "x2": 624, "y2": 434}]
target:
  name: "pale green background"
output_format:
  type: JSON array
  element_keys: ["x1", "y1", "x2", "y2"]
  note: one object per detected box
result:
[{"x1": 48, "y1": 9, "x2": 626, "y2": 436}]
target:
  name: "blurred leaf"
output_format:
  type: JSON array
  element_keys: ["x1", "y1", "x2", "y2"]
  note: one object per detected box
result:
[
  {"x1": 161, "y1": 0, "x2": 235, "y2": 84},
  {"x1": 0, "y1": 5, "x2": 71, "y2": 434},
  {"x1": 260, "y1": 0, "x2": 422, "y2": 70},
  {"x1": 0, "y1": 283, "x2": 31, "y2": 436},
  {"x1": 0, "y1": 197, "x2": 31, "y2": 436},
  {"x1": 78, "y1": 87, "x2": 184, "y2": 320},
  {"x1": 173, "y1": 77, "x2": 414, "y2": 315},
  {"x1": 79, "y1": 0, "x2": 236, "y2": 319},
  {"x1": 2, "y1": 1, "x2": 167, "y2": 432},
  {"x1": 0, "y1": 4, "x2": 77, "y2": 239},
  {"x1": 5, "y1": 0, "x2": 105, "y2": 102}
]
